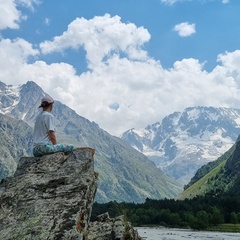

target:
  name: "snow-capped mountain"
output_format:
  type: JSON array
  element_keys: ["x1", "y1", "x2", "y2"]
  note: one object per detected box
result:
[
  {"x1": 121, "y1": 106, "x2": 240, "y2": 186},
  {"x1": 0, "y1": 81, "x2": 44, "y2": 124}
]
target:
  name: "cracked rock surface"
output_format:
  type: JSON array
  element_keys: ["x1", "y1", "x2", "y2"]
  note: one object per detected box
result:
[{"x1": 0, "y1": 148, "x2": 97, "y2": 240}]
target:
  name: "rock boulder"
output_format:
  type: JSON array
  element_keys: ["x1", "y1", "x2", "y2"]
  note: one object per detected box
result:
[
  {"x1": 0, "y1": 148, "x2": 97, "y2": 240},
  {"x1": 0, "y1": 148, "x2": 141, "y2": 240}
]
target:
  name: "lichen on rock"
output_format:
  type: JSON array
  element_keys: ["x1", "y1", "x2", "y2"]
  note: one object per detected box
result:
[{"x1": 0, "y1": 148, "x2": 98, "y2": 240}]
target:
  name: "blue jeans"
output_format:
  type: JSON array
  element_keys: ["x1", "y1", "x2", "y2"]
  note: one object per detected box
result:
[{"x1": 33, "y1": 144, "x2": 74, "y2": 157}]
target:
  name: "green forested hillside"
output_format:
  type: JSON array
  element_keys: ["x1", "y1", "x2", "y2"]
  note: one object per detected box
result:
[
  {"x1": 184, "y1": 141, "x2": 237, "y2": 190},
  {"x1": 178, "y1": 136, "x2": 240, "y2": 200}
]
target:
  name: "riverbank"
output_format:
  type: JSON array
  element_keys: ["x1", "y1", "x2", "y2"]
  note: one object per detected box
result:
[
  {"x1": 136, "y1": 223, "x2": 240, "y2": 233},
  {"x1": 135, "y1": 227, "x2": 240, "y2": 240}
]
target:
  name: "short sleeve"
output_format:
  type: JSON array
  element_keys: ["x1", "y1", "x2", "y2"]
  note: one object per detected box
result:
[{"x1": 45, "y1": 113, "x2": 55, "y2": 131}]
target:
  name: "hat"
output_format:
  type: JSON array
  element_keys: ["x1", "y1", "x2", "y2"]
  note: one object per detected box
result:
[
  {"x1": 41, "y1": 95, "x2": 54, "y2": 104},
  {"x1": 39, "y1": 95, "x2": 54, "y2": 107}
]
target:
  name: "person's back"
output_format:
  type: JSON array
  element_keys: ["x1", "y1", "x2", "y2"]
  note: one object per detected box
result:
[
  {"x1": 33, "y1": 111, "x2": 55, "y2": 146},
  {"x1": 33, "y1": 95, "x2": 74, "y2": 157}
]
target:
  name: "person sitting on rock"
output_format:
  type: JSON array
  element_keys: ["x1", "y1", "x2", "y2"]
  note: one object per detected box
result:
[{"x1": 33, "y1": 95, "x2": 74, "y2": 157}]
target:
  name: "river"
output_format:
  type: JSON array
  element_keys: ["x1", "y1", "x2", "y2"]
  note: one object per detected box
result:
[{"x1": 135, "y1": 227, "x2": 240, "y2": 240}]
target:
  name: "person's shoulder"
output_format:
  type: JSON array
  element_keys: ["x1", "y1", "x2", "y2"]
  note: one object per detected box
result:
[
  {"x1": 42, "y1": 111, "x2": 53, "y2": 115},
  {"x1": 42, "y1": 111, "x2": 54, "y2": 118}
]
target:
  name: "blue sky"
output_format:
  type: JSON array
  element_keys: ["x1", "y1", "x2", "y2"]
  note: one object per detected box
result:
[{"x1": 1, "y1": 0, "x2": 240, "y2": 136}]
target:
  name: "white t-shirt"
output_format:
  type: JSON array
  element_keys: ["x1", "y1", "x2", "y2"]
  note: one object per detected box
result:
[{"x1": 33, "y1": 111, "x2": 55, "y2": 146}]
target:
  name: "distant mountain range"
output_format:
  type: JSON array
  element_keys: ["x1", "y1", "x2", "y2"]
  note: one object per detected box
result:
[
  {"x1": 121, "y1": 107, "x2": 240, "y2": 186},
  {"x1": 0, "y1": 80, "x2": 182, "y2": 203}
]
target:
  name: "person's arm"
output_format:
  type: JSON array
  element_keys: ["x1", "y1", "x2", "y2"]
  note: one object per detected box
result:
[{"x1": 48, "y1": 130, "x2": 57, "y2": 145}]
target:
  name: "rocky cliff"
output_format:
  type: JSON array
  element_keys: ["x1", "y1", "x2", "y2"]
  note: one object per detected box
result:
[{"x1": 0, "y1": 148, "x2": 140, "y2": 239}]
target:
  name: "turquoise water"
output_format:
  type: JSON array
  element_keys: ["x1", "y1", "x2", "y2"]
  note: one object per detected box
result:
[{"x1": 135, "y1": 227, "x2": 240, "y2": 240}]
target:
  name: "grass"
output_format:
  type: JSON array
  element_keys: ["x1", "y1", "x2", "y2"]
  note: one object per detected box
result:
[{"x1": 207, "y1": 224, "x2": 240, "y2": 232}]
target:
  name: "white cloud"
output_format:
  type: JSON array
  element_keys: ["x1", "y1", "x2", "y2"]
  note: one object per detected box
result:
[
  {"x1": 40, "y1": 14, "x2": 150, "y2": 69},
  {"x1": 44, "y1": 18, "x2": 50, "y2": 26},
  {"x1": 0, "y1": 0, "x2": 20, "y2": 30},
  {"x1": 173, "y1": 22, "x2": 196, "y2": 37},
  {"x1": 160, "y1": 0, "x2": 192, "y2": 5},
  {"x1": 17, "y1": 0, "x2": 40, "y2": 10},
  {"x1": 0, "y1": 0, "x2": 39, "y2": 30},
  {"x1": 161, "y1": 0, "x2": 230, "y2": 5},
  {"x1": 161, "y1": 0, "x2": 176, "y2": 5},
  {"x1": 1, "y1": 15, "x2": 240, "y2": 136},
  {"x1": 217, "y1": 50, "x2": 240, "y2": 70},
  {"x1": 0, "y1": 38, "x2": 39, "y2": 83},
  {"x1": 160, "y1": 0, "x2": 181, "y2": 5}
]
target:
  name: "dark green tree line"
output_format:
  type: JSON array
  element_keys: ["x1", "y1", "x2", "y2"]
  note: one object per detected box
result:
[{"x1": 91, "y1": 196, "x2": 240, "y2": 230}]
